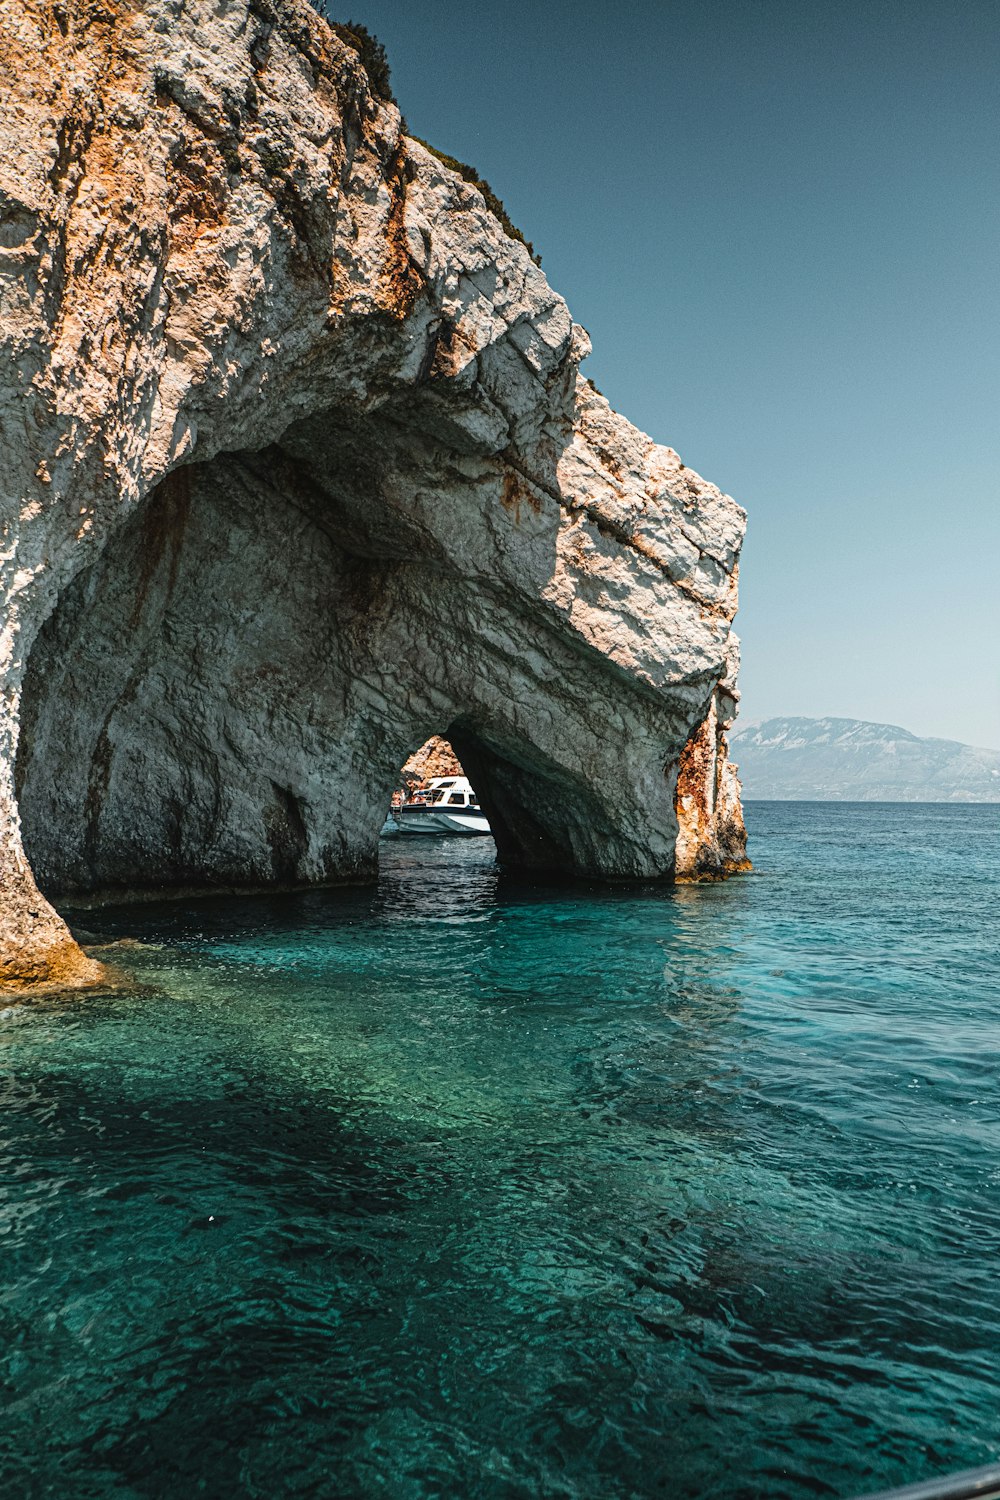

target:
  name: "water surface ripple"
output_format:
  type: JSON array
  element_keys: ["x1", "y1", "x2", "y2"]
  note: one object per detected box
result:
[{"x1": 2, "y1": 803, "x2": 999, "y2": 1499}]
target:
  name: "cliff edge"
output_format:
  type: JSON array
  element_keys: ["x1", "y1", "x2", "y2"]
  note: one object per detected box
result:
[{"x1": 0, "y1": 0, "x2": 748, "y2": 991}]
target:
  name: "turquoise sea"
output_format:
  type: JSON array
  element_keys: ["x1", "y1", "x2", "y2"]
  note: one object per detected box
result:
[{"x1": 3, "y1": 803, "x2": 999, "y2": 1499}]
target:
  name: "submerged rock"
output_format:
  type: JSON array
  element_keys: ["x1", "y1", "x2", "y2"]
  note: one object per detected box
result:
[{"x1": 0, "y1": 0, "x2": 748, "y2": 990}]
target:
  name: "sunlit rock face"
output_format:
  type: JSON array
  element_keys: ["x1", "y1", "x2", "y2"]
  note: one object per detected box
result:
[
  {"x1": 0, "y1": 0, "x2": 747, "y2": 989},
  {"x1": 402, "y1": 739, "x2": 464, "y2": 784}
]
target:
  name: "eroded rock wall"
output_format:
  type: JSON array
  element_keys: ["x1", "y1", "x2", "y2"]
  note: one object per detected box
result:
[{"x1": 0, "y1": 0, "x2": 747, "y2": 989}]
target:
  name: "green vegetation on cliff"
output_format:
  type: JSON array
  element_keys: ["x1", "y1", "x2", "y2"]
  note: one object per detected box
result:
[
  {"x1": 410, "y1": 138, "x2": 541, "y2": 266},
  {"x1": 328, "y1": 18, "x2": 395, "y2": 103},
  {"x1": 316, "y1": 11, "x2": 539, "y2": 265}
]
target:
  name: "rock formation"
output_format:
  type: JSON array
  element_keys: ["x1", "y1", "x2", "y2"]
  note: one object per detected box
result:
[
  {"x1": 0, "y1": 0, "x2": 748, "y2": 991},
  {"x1": 402, "y1": 738, "x2": 464, "y2": 786}
]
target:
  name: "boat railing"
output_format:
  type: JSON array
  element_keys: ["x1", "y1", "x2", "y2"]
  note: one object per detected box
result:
[{"x1": 852, "y1": 1462, "x2": 1000, "y2": 1500}]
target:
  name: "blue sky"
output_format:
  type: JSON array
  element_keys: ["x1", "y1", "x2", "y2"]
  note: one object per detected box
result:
[{"x1": 332, "y1": 1, "x2": 999, "y2": 746}]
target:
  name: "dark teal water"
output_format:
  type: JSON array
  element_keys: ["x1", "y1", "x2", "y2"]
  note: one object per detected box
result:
[{"x1": 3, "y1": 803, "x2": 1000, "y2": 1500}]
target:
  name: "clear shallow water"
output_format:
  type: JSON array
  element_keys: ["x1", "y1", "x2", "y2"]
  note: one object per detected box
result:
[{"x1": 3, "y1": 803, "x2": 1000, "y2": 1500}]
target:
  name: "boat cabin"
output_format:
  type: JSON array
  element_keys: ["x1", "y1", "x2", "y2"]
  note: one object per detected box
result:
[{"x1": 418, "y1": 776, "x2": 481, "y2": 809}]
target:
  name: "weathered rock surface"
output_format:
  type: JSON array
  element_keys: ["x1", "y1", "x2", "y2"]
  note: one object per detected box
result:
[
  {"x1": 0, "y1": 0, "x2": 748, "y2": 990},
  {"x1": 402, "y1": 737, "x2": 464, "y2": 785}
]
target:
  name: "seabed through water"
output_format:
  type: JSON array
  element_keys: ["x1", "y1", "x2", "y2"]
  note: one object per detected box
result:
[{"x1": 2, "y1": 802, "x2": 999, "y2": 1499}]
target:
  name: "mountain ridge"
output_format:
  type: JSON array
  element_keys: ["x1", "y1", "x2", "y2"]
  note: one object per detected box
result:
[{"x1": 730, "y1": 716, "x2": 1000, "y2": 801}]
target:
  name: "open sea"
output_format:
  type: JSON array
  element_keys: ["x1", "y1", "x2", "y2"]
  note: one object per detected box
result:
[{"x1": 2, "y1": 802, "x2": 999, "y2": 1500}]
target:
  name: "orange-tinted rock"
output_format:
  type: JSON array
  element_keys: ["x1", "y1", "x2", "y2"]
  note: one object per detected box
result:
[{"x1": 402, "y1": 738, "x2": 465, "y2": 784}]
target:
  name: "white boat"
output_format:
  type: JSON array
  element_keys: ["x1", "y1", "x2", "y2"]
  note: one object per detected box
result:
[{"x1": 382, "y1": 776, "x2": 492, "y2": 837}]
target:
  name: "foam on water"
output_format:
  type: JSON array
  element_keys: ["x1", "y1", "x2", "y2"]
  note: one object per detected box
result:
[{"x1": 2, "y1": 804, "x2": 999, "y2": 1498}]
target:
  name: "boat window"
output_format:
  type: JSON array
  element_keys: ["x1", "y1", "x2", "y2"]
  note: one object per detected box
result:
[{"x1": 446, "y1": 792, "x2": 465, "y2": 805}]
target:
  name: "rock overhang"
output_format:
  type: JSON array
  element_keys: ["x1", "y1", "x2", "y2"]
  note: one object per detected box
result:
[{"x1": 0, "y1": 0, "x2": 749, "y2": 992}]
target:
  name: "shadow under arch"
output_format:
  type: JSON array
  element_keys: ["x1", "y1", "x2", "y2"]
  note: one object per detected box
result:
[
  {"x1": 379, "y1": 725, "x2": 638, "y2": 881},
  {"x1": 445, "y1": 720, "x2": 646, "y2": 878}
]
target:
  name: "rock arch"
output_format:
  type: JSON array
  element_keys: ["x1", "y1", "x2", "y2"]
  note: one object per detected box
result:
[{"x1": 0, "y1": 0, "x2": 748, "y2": 990}]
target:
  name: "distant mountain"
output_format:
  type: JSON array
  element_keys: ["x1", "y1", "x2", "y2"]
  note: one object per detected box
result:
[{"x1": 729, "y1": 716, "x2": 1000, "y2": 801}]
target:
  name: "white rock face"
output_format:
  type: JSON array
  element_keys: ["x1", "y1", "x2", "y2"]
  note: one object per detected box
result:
[{"x1": 0, "y1": 0, "x2": 748, "y2": 990}]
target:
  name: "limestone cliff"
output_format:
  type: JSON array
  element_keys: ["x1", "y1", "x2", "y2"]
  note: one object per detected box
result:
[{"x1": 0, "y1": 0, "x2": 748, "y2": 991}]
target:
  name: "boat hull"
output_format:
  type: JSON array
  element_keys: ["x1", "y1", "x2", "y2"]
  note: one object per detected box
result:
[{"x1": 382, "y1": 808, "x2": 492, "y2": 838}]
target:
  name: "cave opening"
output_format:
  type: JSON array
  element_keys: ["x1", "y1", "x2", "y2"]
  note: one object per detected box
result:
[
  {"x1": 380, "y1": 736, "x2": 495, "y2": 848},
  {"x1": 15, "y1": 435, "x2": 664, "y2": 924}
]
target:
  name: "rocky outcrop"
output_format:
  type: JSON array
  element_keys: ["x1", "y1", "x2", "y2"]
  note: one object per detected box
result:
[
  {"x1": 402, "y1": 738, "x2": 464, "y2": 785},
  {"x1": 0, "y1": 0, "x2": 748, "y2": 990}
]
